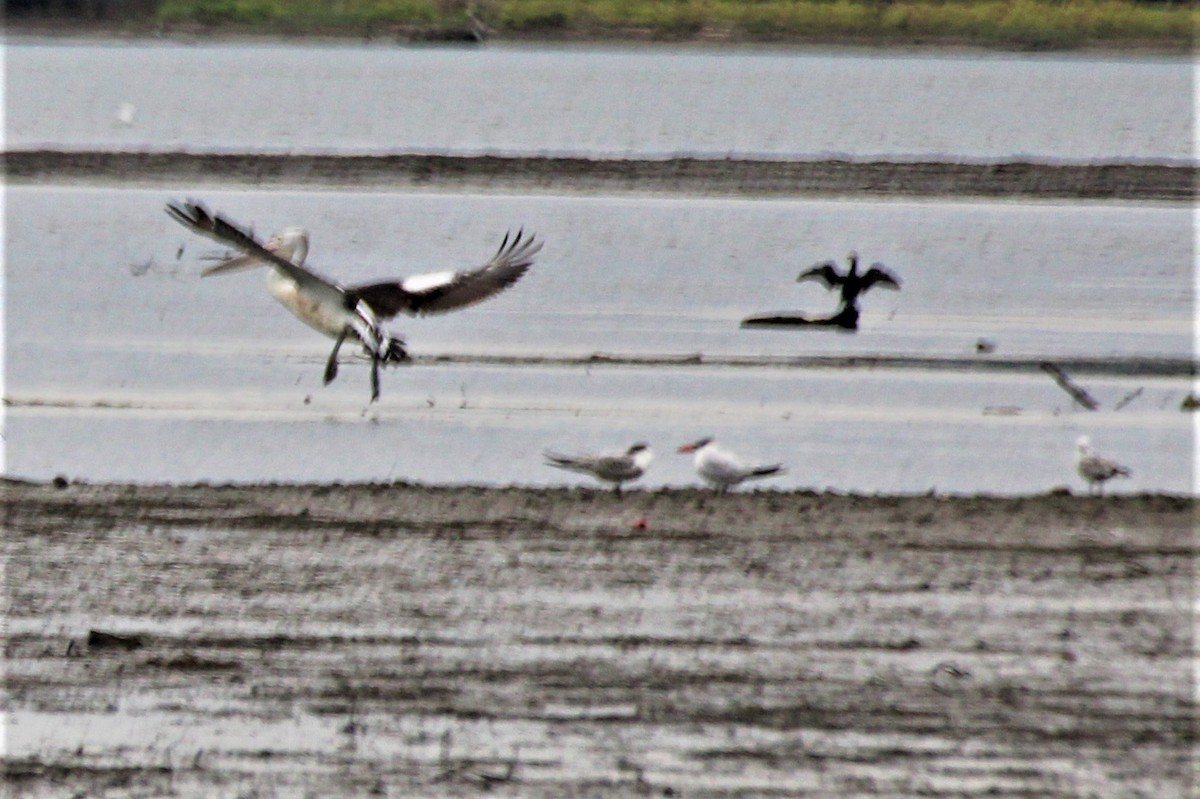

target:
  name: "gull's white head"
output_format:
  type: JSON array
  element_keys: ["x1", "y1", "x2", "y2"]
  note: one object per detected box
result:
[{"x1": 1075, "y1": 435, "x2": 1093, "y2": 456}]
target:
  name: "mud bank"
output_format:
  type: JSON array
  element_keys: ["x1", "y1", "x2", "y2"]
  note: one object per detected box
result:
[
  {"x1": 5, "y1": 479, "x2": 1195, "y2": 797},
  {"x1": 5, "y1": 150, "x2": 1194, "y2": 201}
]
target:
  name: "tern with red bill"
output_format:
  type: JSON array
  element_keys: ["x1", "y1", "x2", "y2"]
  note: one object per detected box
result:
[{"x1": 677, "y1": 438, "x2": 786, "y2": 492}]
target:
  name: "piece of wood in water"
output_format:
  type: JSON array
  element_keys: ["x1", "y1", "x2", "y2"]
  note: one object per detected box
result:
[{"x1": 1039, "y1": 362, "x2": 1099, "y2": 410}]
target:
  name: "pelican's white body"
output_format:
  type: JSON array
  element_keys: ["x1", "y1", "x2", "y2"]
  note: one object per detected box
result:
[
  {"x1": 267, "y1": 268, "x2": 349, "y2": 339},
  {"x1": 258, "y1": 228, "x2": 351, "y2": 340},
  {"x1": 211, "y1": 226, "x2": 370, "y2": 343}
]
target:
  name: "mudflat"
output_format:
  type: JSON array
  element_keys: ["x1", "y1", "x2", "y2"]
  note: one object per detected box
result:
[
  {"x1": 5, "y1": 150, "x2": 1195, "y2": 202},
  {"x1": 5, "y1": 479, "x2": 1194, "y2": 797}
]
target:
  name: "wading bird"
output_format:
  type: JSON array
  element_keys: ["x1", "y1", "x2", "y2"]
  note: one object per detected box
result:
[
  {"x1": 677, "y1": 438, "x2": 786, "y2": 492},
  {"x1": 166, "y1": 200, "x2": 541, "y2": 402},
  {"x1": 1075, "y1": 436, "x2": 1131, "y2": 495},
  {"x1": 544, "y1": 442, "x2": 654, "y2": 495}
]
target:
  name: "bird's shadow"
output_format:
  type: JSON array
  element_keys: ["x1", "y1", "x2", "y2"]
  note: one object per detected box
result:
[{"x1": 740, "y1": 305, "x2": 860, "y2": 332}]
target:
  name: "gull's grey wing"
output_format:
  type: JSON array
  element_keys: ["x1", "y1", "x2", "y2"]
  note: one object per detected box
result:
[
  {"x1": 165, "y1": 200, "x2": 340, "y2": 296},
  {"x1": 348, "y1": 229, "x2": 542, "y2": 319},
  {"x1": 1080, "y1": 453, "x2": 1130, "y2": 481}
]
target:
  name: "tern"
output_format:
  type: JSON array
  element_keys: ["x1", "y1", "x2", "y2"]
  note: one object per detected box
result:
[
  {"x1": 544, "y1": 442, "x2": 653, "y2": 495},
  {"x1": 677, "y1": 438, "x2": 786, "y2": 492},
  {"x1": 1075, "y1": 436, "x2": 1131, "y2": 495},
  {"x1": 166, "y1": 200, "x2": 541, "y2": 402}
]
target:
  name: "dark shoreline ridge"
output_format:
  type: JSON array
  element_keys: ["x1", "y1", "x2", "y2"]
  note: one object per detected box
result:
[
  {"x1": 5, "y1": 150, "x2": 1194, "y2": 201},
  {"x1": 5, "y1": 476, "x2": 1194, "y2": 511}
]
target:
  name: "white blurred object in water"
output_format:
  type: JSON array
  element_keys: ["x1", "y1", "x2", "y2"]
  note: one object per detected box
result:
[{"x1": 116, "y1": 102, "x2": 136, "y2": 127}]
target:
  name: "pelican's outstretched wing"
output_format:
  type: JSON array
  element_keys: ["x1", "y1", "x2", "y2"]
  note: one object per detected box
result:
[
  {"x1": 165, "y1": 200, "x2": 337, "y2": 295},
  {"x1": 862, "y1": 265, "x2": 902, "y2": 291},
  {"x1": 796, "y1": 262, "x2": 843, "y2": 289},
  {"x1": 349, "y1": 229, "x2": 542, "y2": 319}
]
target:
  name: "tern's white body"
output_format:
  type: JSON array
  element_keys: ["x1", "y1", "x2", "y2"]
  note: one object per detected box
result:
[{"x1": 677, "y1": 438, "x2": 785, "y2": 492}]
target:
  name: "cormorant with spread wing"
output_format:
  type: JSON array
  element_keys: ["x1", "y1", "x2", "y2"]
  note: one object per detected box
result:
[{"x1": 797, "y1": 251, "x2": 901, "y2": 313}]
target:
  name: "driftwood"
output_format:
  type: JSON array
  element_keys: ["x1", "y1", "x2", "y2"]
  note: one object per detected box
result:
[
  {"x1": 1113, "y1": 387, "x2": 1144, "y2": 411},
  {"x1": 86, "y1": 629, "x2": 144, "y2": 651},
  {"x1": 1039, "y1": 361, "x2": 1099, "y2": 410}
]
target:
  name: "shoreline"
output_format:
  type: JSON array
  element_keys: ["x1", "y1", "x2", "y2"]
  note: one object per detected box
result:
[
  {"x1": 4, "y1": 19, "x2": 1194, "y2": 56},
  {"x1": 6, "y1": 150, "x2": 1195, "y2": 202},
  {"x1": 5, "y1": 476, "x2": 1193, "y2": 502}
]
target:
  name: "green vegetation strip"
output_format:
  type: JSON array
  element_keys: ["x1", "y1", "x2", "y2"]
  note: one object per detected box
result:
[{"x1": 150, "y1": 0, "x2": 1196, "y2": 50}]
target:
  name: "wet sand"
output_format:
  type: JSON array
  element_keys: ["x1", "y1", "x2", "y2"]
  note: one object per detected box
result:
[
  {"x1": 5, "y1": 150, "x2": 1195, "y2": 201},
  {"x1": 5, "y1": 479, "x2": 1195, "y2": 797}
]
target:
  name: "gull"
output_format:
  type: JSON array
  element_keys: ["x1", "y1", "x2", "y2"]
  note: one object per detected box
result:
[
  {"x1": 677, "y1": 438, "x2": 786, "y2": 492},
  {"x1": 1075, "y1": 436, "x2": 1131, "y2": 495},
  {"x1": 544, "y1": 442, "x2": 653, "y2": 495},
  {"x1": 166, "y1": 200, "x2": 541, "y2": 402}
]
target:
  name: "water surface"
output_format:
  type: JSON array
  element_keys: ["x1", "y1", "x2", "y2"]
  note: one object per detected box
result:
[
  {"x1": 4, "y1": 186, "x2": 1193, "y2": 493},
  {"x1": 6, "y1": 39, "x2": 1193, "y2": 163}
]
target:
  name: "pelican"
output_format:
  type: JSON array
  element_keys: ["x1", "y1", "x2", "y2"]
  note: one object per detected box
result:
[
  {"x1": 544, "y1": 442, "x2": 653, "y2": 495},
  {"x1": 1075, "y1": 436, "x2": 1131, "y2": 495},
  {"x1": 166, "y1": 200, "x2": 541, "y2": 402},
  {"x1": 798, "y1": 252, "x2": 901, "y2": 329},
  {"x1": 677, "y1": 438, "x2": 786, "y2": 492}
]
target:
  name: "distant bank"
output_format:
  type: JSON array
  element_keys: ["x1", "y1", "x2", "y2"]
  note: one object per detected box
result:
[
  {"x1": 4, "y1": 0, "x2": 1196, "y2": 53},
  {"x1": 5, "y1": 150, "x2": 1195, "y2": 203}
]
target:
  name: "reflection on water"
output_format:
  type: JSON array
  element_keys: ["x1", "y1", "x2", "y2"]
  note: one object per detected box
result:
[{"x1": 4, "y1": 186, "x2": 1193, "y2": 493}]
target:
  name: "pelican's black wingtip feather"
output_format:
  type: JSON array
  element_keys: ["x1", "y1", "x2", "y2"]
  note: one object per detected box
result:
[
  {"x1": 493, "y1": 227, "x2": 542, "y2": 262},
  {"x1": 166, "y1": 200, "x2": 273, "y2": 266},
  {"x1": 164, "y1": 199, "x2": 195, "y2": 228},
  {"x1": 165, "y1": 198, "x2": 215, "y2": 232}
]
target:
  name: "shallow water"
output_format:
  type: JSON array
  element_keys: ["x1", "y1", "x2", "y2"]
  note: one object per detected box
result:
[
  {"x1": 5, "y1": 39, "x2": 1194, "y2": 163},
  {"x1": 4, "y1": 185, "x2": 1193, "y2": 493}
]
